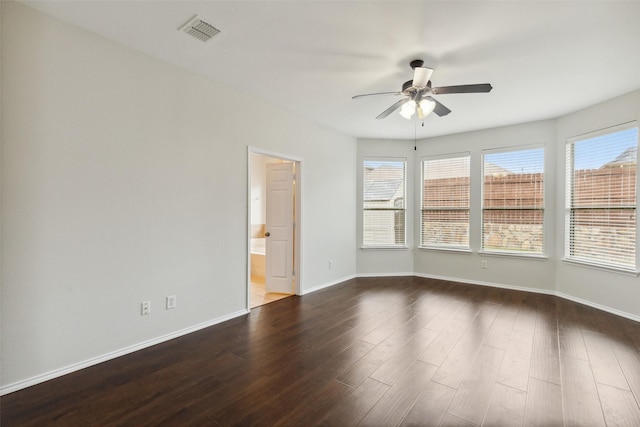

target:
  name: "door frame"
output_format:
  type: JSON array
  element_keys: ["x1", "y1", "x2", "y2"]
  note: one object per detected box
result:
[{"x1": 247, "y1": 147, "x2": 302, "y2": 310}]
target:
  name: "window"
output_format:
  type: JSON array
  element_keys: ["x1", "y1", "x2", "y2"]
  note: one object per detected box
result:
[
  {"x1": 421, "y1": 154, "x2": 470, "y2": 249},
  {"x1": 363, "y1": 159, "x2": 406, "y2": 247},
  {"x1": 565, "y1": 124, "x2": 638, "y2": 271},
  {"x1": 482, "y1": 146, "x2": 545, "y2": 254}
]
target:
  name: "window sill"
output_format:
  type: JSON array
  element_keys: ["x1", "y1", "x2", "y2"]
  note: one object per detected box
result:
[
  {"x1": 419, "y1": 246, "x2": 472, "y2": 254},
  {"x1": 479, "y1": 250, "x2": 548, "y2": 260},
  {"x1": 360, "y1": 246, "x2": 409, "y2": 250},
  {"x1": 562, "y1": 258, "x2": 640, "y2": 277}
]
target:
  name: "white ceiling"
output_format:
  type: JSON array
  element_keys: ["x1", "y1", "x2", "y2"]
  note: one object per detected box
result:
[{"x1": 21, "y1": 1, "x2": 640, "y2": 140}]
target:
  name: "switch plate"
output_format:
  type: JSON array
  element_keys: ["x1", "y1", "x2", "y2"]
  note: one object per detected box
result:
[
  {"x1": 328, "y1": 260, "x2": 333, "y2": 270},
  {"x1": 481, "y1": 260, "x2": 488, "y2": 269},
  {"x1": 141, "y1": 301, "x2": 151, "y2": 315},
  {"x1": 167, "y1": 295, "x2": 176, "y2": 309}
]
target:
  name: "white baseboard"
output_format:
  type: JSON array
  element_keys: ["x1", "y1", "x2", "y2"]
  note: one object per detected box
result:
[
  {"x1": 0, "y1": 309, "x2": 249, "y2": 396},
  {"x1": 556, "y1": 292, "x2": 640, "y2": 323},
  {"x1": 413, "y1": 272, "x2": 639, "y2": 323},
  {"x1": 413, "y1": 272, "x2": 556, "y2": 296},
  {"x1": 356, "y1": 272, "x2": 415, "y2": 278},
  {"x1": 300, "y1": 274, "x2": 357, "y2": 295}
]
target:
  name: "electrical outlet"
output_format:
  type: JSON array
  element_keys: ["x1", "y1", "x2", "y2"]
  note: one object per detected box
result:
[
  {"x1": 141, "y1": 301, "x2": 151, "y2": 315},
  {"x1": 481, "y1": 260, "x2": 488, "y2": 269},
  {"x1": 166, "y1": 295, "x2": 177, "y2": 310},
  {"x1": 328, "y1": 260, "x2": 333, "y2": 270}
]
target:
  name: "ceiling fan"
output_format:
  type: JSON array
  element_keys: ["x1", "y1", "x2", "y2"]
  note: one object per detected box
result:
[{"x1": 352, "y1": 59, "x2": 493, "y2": 120}]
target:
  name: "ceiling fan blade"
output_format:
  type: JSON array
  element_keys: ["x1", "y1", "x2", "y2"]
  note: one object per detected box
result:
[
  {"x1": 352, "y1": 91, "x2": 401, "y2": 100},
  {"x1": 424, "y1": 96, "x2": 451, "y2": 117},
  {"x1": 431, "y1": 83, "x2": 493, "y2": 95},
  {"x1": 376, "y1": 98, "x2": 409, "y2": 119}
]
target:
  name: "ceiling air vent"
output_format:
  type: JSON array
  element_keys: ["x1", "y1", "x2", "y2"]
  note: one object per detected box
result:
[{"x1": 180, "y1": 15, "x2": 220, "y2": 42}]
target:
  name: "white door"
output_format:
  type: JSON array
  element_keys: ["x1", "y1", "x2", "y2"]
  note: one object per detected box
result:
[{"x1": 265, "y1": 162, "x2": 294, "y2": 294}]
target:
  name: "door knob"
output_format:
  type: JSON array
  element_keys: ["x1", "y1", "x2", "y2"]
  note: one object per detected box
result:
[{"x1": 265, "y1": 232, "x2": 270, "y2": 237}]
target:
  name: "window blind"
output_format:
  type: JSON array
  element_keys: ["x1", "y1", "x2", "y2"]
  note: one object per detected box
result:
[
  {"x1": 482, "y1": 147, "x2": 544, "y2": 254},
  {"x1": 421, "y1": 154, "x2": 470, "y2": 248},
  {"x1": 566, "y1": 125, "x2": 638, "y2": 269},
  {"x1": 363, "y1": 160, "x2": 406, "y2": 247}
]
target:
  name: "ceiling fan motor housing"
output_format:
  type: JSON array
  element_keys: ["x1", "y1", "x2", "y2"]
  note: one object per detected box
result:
[{"x1": 403, "y1": 79, "x2": 432, "y2": 94}]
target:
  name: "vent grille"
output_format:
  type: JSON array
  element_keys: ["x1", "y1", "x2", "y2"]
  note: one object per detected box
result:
[{"x1": 180, "y1": 16, "x2": 220, "y2": 42}]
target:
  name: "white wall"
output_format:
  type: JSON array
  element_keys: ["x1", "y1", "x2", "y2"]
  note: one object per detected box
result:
[
  {"x1": 0, "y1": 0, "x2": 3, "y2": 375},
  {"x1": 357, "y1": 138, "x2": 415, "y2": 275},
  {"x1": 555, "y1": 90, "x2": 640, "y2": 318},
  {"x1": 1, "y1": 2, "x2": 356, "y2": 391}
]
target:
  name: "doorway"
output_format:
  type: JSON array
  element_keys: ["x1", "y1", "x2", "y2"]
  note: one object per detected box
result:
[{"x1": 248, "y1": 148, "x2": 301, "y2": 309}]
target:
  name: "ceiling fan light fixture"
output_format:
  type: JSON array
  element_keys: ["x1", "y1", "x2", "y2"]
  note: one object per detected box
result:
[
  {"x1": 412, "y1": 67, "x2": 433, "y2": 89},
  {"x1": 419, "y1": 99, "x2": 436, "y2": 116},
  {"x1": 399, "y1": 100, "x2": 416, "y2": 119},
  {"x1": 352, "y1": 59, "x2": 492, "y2": 121}
]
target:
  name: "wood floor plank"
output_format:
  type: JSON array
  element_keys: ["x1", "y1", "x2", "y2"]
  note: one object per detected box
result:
[
  {"x1": 419, "y1": 318, "x2": 469, "y2": 367},
  {"x1": 403, "y1": 293, "x2": 450, "y2": 332},
  {"x1": 529, "y1": 315, "x2": 561, "y2": 385},
  {"x1": 483, "y1": 307, "x2": 517, "y2": 350},
  {"x1": 582, "y1": 330, "x2": 630, "y2": 390},
  {"x1": 481, "y1": 383, "x2": 526, "y2": 427},
  {"x1": 112, "y1": 374, "x2": 225, "y2": 426},
  {"x1": 446, "y1": 345, "x2": 505, "y2": 425},
  {"x1": 399, "y1": 381, "x2": 456, "y2": 427},
  {"x1": 558, "y1": 324, "x2": 589, "y2": 361},
  {"x1": 215, "y1": 339, "x2": 373, "y2": 426},
  {"x1": 335, "y1": 349, "x2": 388, "y2": 389},
  {"x1": 271, "y1": 379, "x2": 354, "y2": 427},
  {"x1": 336, "y1": 329, "x2": 416, "y2": 388},
  {"x1": 370, "y1": 328, "x2": 440, "y2": 386},
  {"x1": 431, "y1": 304, "x2": 500, "y2": 389},
  {"x1": 438, "y1": 414, "x2": 477, "y2": 426},
  {"x1": 360, "y1": 307, "x2": 420, "y2": 345},
  {"x1": 512, "y1": 307, "x2": 537, "y2": 335},
  {"x1": 318, "y1": 378, "x2": 389, "y2": 426},
  {"x1": 596, "y1": 382, "x2": 640, "y2": 427},
  {"x1": 496, "y1": 330, "x2": 534, "y2": 391},
  {"x1": 610, "y1": 339, "x2": 640, "y2": 411},
  {"x1": 560, "y1": 355, "x2": 606, "y2": 426},
  {"x1": 424, "y1": 299, "x2": 468, "y2": 332},
  {"x1": 358, "y1": 360, "x2": 438, "y2": 426},
  {"x1": 523, "y1": 378, "x2": 563, "y2": 427},
  {"x1": 153, "y1": 408, "x2": 220, "y2": 427}
]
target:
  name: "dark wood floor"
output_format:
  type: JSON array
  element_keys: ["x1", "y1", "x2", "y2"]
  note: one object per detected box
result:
[{"x1": 3, "y1": 276, "x2": 640, "y2": 426}]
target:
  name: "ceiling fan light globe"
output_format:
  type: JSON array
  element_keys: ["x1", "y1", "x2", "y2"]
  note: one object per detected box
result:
[
  {"x1": 399, "y1": 100, "x2": 416, "y2": 119},
  {"x1": 419, "y1": 99, "x2": 436, "y2": 116}
]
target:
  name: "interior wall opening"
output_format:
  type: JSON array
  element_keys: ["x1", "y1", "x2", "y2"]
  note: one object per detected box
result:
[{"x1": 249, "y1": 151, "x2": 299, "y2": 308}]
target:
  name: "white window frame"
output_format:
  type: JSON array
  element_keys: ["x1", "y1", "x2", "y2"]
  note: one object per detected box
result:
[
  {"x1": 420, "y1": 152, "x2": 471, "y2": 251},
  {"x1": 563, "y1": 122, "x2": 639, "y2": 274},
  {"x1": 480, "y1": 144, "x2": 546, "y2": 257},
  {"x1": 362, "y1": 157, "x2": 407, "y2": 249}
]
